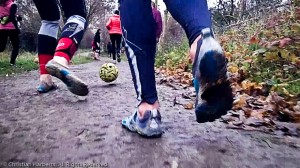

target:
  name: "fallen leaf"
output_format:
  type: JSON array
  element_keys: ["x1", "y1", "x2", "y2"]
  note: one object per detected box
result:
[
  {"x1": 268, "y1": 40, "x2": 280, "y2": 48},
  {"x1": 233, "y1": 95, "x2": 247, "y2": 110},
  {"x1": 244, "y1": 117, "x2": 269, "y2": 127},
  {"x1": 232, "y1": 120, "x2": 244, "y2": 126},
  {"x1": 279, "y1": 38, "x2": 292, "y2": 48},
  {"x1": 254, "y1": 48, "x2": 267, "y2": 54},
  {"x1": 183, "y1": 102, "x2": 194, "y2": 110},
  {"x1": 268, "y1": 92, "x2": 289, "y2": 108},
  {"x1": 228, "y1": 65, "x2": 239, "y2": 73},
  {"x1": 221, "y1": 115, "x2": 237, "y2": 123},
  {"x1": 250, "y1": 109, "x2": 268, "y2": 120},
  {"x1": 293, "y1": 103, "x2": 300, "y2": 112},
  {"x1": 249, "y1": 35, "x2": 260, "y2": 44}
]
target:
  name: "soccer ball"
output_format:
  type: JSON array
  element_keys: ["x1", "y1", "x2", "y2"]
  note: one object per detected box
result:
[{"x1": 99, "y1": 63, "x2": 119, "y2": 83}]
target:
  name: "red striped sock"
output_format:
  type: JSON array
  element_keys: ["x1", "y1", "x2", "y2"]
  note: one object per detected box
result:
[
  {"x1": 54, "y1": 38, "x2": 77, "y2": 62},
  {"x1": 38, "y1": 54, "x2": 53, "y2": 74}
]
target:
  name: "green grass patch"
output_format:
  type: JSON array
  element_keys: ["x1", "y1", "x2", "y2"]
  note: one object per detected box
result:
[
  {"x1": 246, "y1": 55, "x2": 300, "y2": 96},
  {"x1": 272, "y1": 79, "x2": 300, "y2": 96},
  {"x1": 0, "y1": 51, "x2": 95, "y2": 76},
  {"x1": 72, "y1": 54, "x2": 94, "y2": 65},
  {"x1": 155, "y1": 39, "x2": 191, "y2": 71},
  {"x1": 0, "y1": 51, "x2": 38, "y2": 76}
]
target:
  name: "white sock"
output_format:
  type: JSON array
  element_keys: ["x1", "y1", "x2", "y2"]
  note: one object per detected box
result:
[{"x1": 53, "y1": 56, "x2": 69, "y2": 68}]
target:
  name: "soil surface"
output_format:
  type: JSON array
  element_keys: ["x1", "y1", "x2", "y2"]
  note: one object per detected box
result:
[{"x1": 0, "y1": 56, "x2": 299, "y2": 168}]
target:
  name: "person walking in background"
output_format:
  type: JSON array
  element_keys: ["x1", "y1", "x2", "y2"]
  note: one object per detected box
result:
[
  {"x1": 106, "y1": 10, "x2": 122, "y2": 64},
  {"x1": 151, "y1": 1, "x2": 162, "y2": 44},
  {"x1": 0, "y1": 0, "x2": 21, "y2": 66},
  {"x1": 34, "y1": 0, "x2": 89, "y2": 96},
  {"x1": 120, "y1": 0, "x2": 233, "y2": 138},
  {"x1": 106, "y1": 41, "x2": 113, "y2": 58},
  {"x1": 92, "y1": 29, "x2": 101, "y2": 60}
]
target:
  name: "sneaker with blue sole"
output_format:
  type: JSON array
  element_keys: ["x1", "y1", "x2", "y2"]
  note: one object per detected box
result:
[
  {"x1": 45, "y1": 60, "x2": 89, "y2": 96},
  {"x1": 37, "y1": 81, "x2": 58, "y2": 93},
  {"x1": 193, "y1": 28, "x2": 233, "y2": 123},
  {"x1": 122, "y1": 109, "x2": 163, "y2": 138}
]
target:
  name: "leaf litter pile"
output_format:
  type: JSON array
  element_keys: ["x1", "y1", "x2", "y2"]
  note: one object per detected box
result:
[{"x1": 155, "y1": 5, "x2": 300, "y2": 137}]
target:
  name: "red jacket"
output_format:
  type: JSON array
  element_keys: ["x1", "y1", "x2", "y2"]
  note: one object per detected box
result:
[
  {"x1": 106, "y1": 14, "x2": 122, "y2": 35},
  {"x1": 0, "y1": 0, "x2": 15, "y2": 30}
]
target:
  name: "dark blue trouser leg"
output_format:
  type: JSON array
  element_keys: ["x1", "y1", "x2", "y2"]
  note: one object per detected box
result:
[
  {"x1": 119, "y1": 0, "x2": 157, "y2": 105},
  {"x1": 163, "y1": 0, "x2": 211, "y2": 45}
]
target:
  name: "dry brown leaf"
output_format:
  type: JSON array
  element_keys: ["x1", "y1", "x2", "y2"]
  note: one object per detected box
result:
[
  {"x1": 221, "y1": 115, "x2": 238, "y2": 123},
  {"x1": 233, "y1": 94, "x2": 247, "y2": 109},
  {"x1": 183, "y1": 102, "x2": 194, "y2": 110},
  {"x1": 244, "y1": 117, "x2": 269, "y2": 127},
  {"x1": 225, "y1": 52, "x2": 233, "y2": 60},
  {"x1": 264, "y1": 103, "x2": 278, "y2": 113},
  {"x1": 228, "y1": 65, "x2": 239, "y2": 73},
  {"x1": 269, "y1": 92, "x2": 289, "y2": 108},
  {"x1": 293, "y1": 102, "x2": 300, "y2": 112},
  {"x1": 241, "y1": 80, "x2": 256, "y2": 90},
  {"x1": 278, "y1": 108, "x2": 300, "y2": 123},
  {"x1": 249, "y1": 35, "x2": 260, "y2": 44},
  {"x1": 268, "y1": 40, "x2": 280, "y2": 48},
  {"x1": 279, "y1": 38, "x2": 292, "y2": 48},
  {"x1": 250, "y1": 109, "x2": 268, "y2": 120}
]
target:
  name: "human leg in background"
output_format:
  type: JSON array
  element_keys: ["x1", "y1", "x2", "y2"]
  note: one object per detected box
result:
[
  {"x1": 93, "y1": 41, "x2": 100, "y2": 60},
  {"x1": 164, "y1": 0, "x2": 233, "y2": 123},
  {"x1": 33, "y1": 0, "x2": 60, "y2": 93},
  {"x1": 116, "y1": 34, "x2": 122, "y2": 62},
  {"x1": 8, "y1": 29, "x2": 20, "y2": 66},
  {"x1": 0, "y1": 30, "x2": 18, "y2": 66},
  {"x1": 34, "y1": 0, "x2": 89, "y2": 96},
  {"x1": 0, "y1": 30, "x2": 8, "y2": 53},
  {"x1": 110, "y1": 34, "x2": 117, "y2": 63},
  {"x1": 120, "y1": 0, "x2": 162, "y2": 138}
]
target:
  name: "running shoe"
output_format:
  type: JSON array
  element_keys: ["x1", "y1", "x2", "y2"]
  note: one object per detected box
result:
[
  {"x1": 193, "y1": 28, "x2": 233, "y2": 123},
  {"x1": 37, "y1": 81, "x2": 57, "y2": 93},
  {"x1": 122, "y1": 109, "x2": 163, "y2": 138},
  {"x1": 45, "y1": 60, "x2": 89, "y2": 96}
]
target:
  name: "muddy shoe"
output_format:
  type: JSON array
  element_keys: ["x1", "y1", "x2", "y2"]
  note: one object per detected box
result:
[
  {"x1": 37, "y1": 81, "x2": 57, "y2": 93},
  {"x1": 195, "y1": 82, "x2": 233, "y2": 123},
  {"x1": 193, "y1": 28, "x2": 233, "y2": 123},
  {"x1": 45, "y1": 60, "x2": 89, "y2": 96},
  {"x1": 122, "y1": 109, "x2": 163, "y2": 138}
]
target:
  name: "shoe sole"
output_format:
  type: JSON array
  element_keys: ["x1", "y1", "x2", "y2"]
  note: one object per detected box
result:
[
  {"x1": 122, "y1": 122, "x2": 163, "y2": 138},
  {"x1": 199, "y1": 50, "x2": 227, "y2": 85},
  {"x1": 46, "y1": 62, "x2": 89, "y2": 96},
  {"x1": 136, "y1": 129, "x2": 162, "y2": 138},
  {"x1": 196, "y1": 82, "x2": 233, "y2": 123},
  {"x1": 195, "y1": 49, "x2": 232, "y2": 123},
  {"x1": 196, "y1": 101, "x2": 231, "y2": 123},
  {"x1": 37, "y1": 84, "x2": 58, "y2": 93}
]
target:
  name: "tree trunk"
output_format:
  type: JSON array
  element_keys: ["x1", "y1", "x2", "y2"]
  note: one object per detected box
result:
[{"x1": 160, "y1": 9, "x2": 169, "y2": 46}]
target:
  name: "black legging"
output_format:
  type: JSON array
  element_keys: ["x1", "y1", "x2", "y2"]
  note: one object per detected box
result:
[
  {"x1": 0, "y1": 29, "x2": 19, "y2": 65},
  {"x1": 33, "y1": 0, "x2": 86, "y2": 22},
  {"x1": 109, "y1": 34, "x2": 122, "y2": 61},
  {"x1": 33, "y1": 0, "x2": 86, "y2": 57}
]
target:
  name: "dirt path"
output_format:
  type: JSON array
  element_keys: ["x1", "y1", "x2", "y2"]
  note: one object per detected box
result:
[{"x1": 0, "y1": 56, "x2": 299, "y2": 168}]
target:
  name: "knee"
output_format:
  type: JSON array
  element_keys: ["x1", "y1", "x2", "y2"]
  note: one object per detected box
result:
[
  {"x1": 39, "y1": 20, "x2": 60, "y2": 38},
  {"x1": 60, "y1": 15, "x2": 86, "y2": 41}
]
